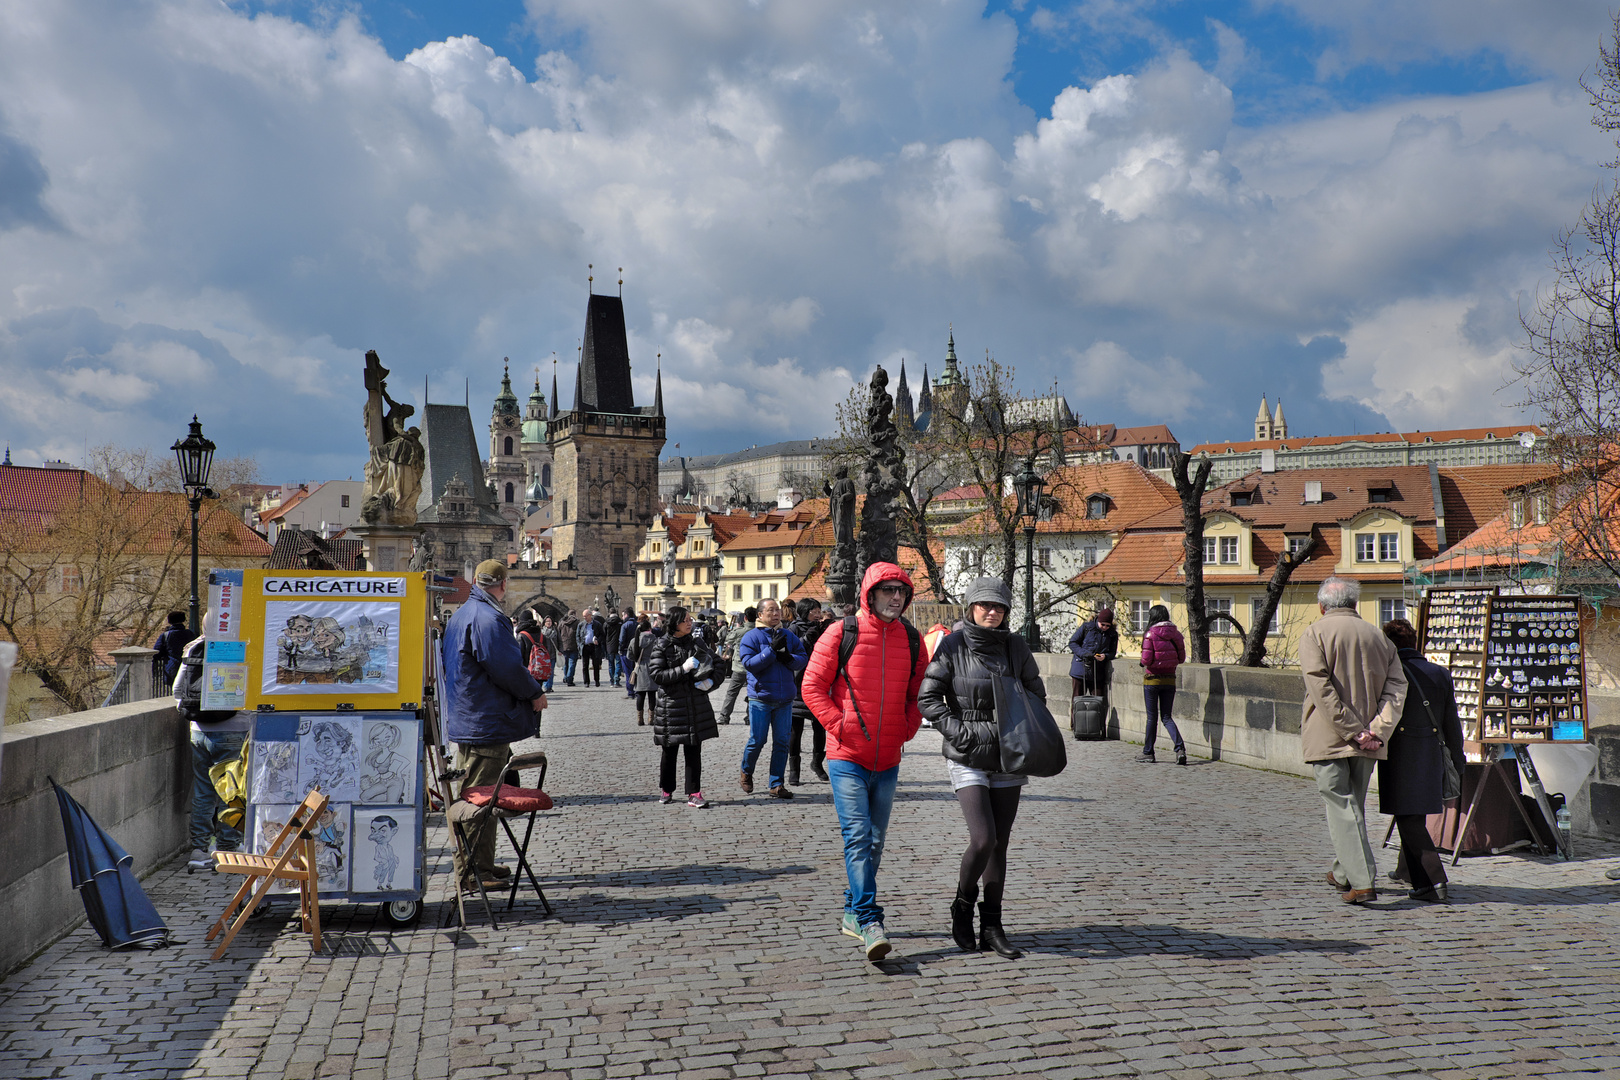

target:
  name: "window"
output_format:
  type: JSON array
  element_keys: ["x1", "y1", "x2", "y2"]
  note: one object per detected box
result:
[
  {"x1": 733, "y1": 585, "x2": 743, "y2": 600},
  {"x1": 480, "y1": 545, "x2": 492, "y2": 559},
  {"x1": 505, "y1": 482, "x2": 514, "y2": 503},
  {"x1": 1231, "y1": 490, "x2": 1253, "y2": 507},
  {"x1": 1369, "y1": 488, "x2": 1392, "y2": 503},
  {"x1": 737, "y1": 557, "x2": 746, "y2": 572},
  {"x1": 757, "y1": 555, "x2": 766, "y2": 571},
  {"x1": 1087, "y1": 495, "x2": 1108, "y2": 519},
  {"x1": 645, "y1": 568, "x2": 655, "y2": 585},
  {"x1": 612, "y1": 546, "x2": 628, "y2": 575},
  {"x1": 1355, "y1": 533, "x2": 1375, "y2": 561},
  {"x1": 753, "y1": 584, "x2": 763, "y2": 600},
  {"x1": 1534, "y1": 492, "x2": 1551, "y2": 524},
  {"x1": 1083, "y1": 547, "x2": 1099, "y2": 567},
  {"x1": 1219, "y1": 536, "x2": 1239, "y2": 564},
  {"x1": 59, "y1": 566, "x2": 81, "y2": 594},
  {"x1": 677, "y1": 568, "x2": 685, "y2": 585},
  {"x1": 509, "y1": 528, "x2": 516, "y2": 541},
  {"x1": 652, "y1": 542, "x2": 660, "y2": 554},
  {"x1": 561, "y1": 499, "x2": 568, "y2": 520},
  {"x1": 340, "y1": 494, "x2": 350, "y2": 508},
  {"x1": 541, "y1": 464, "x2": 551, "y2": 488},
  {"x1": 1378, "y1": 533, "x2": 1399, "y2": 561},
  {"x1": 1206, "y1": 596, "x2": 1234, "y2": 634},
  {"x1": 770, "y1": 584, "x2": 779, "y2": 598},
  {"x1": 1509, "y1": 498, "x2": 1525, "y2": 528},
  {"x1": 1250, "y1": 597, "x2": 1280, "y2": 634},
  {"x1": 1202, "y1": 537, "x2": 1216, "y2": 564},
  {"x1": 694, "y1": 540, "x2": 704, "y2": 553},
  {"x1": 1380, "y1": 597, "x2": 1407, "y2": 624},
  {"x1": 1287, "y1": 535, "x2": 1311, "y2": 556},
  {"x1": 1130, "y1": 600, "x2": 1151, "y2": 633},
  {"x1": 445, "y1": 543, "x2": 458, "y2": 558},
  {"x1": 1038, "y1": 548, "x2": 1052, "y2": 568},
  {"x1": 503, "y1": 436, "x2": 514, "y2": 456}
]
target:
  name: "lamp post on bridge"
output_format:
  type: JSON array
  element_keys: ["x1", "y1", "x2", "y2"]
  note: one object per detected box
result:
[
  {"x1": 170, "y1": 416, "x2": 216, "y2": 638},
  {"x1": 1013, "y1": 457, "x2": 1046, "y2": 650}
]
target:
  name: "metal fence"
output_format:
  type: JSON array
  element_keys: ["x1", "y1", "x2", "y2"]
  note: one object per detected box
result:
[{"x1": 99, "y1": 653, "x2": 170, "y2": 709}]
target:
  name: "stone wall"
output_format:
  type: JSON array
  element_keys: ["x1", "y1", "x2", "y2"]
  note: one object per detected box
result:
[{"x1": 0, "y1": 699, "x2": 189, "y2": 979}]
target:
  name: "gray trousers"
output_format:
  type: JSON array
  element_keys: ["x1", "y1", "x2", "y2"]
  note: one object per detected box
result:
[
  {"x1": 1312, "y1": 757, "x2": 1378, "y2": 891},
  {"x1": 719, "y1": 666, "x2": 749, "y2": 720},
  {"x1": 454, "y1": 744, "x2": 509, "y2": 887}
]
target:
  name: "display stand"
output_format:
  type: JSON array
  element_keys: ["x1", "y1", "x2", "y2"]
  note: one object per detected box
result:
[
  {"x1": 1411, "y1": 588, "x2": 1586, "y2": 862},
  {"x1": 226, "y1": 570, "x2": 434, "y2": 925}
]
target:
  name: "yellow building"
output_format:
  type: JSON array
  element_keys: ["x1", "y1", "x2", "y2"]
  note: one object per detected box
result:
[
  {"x1": 631, "y1": 510, "x2": 755, "y2": 613},
  {"x1": 716, "y1": 502, "x2": 827, "y2": 614},
  {"x1": 1071, "y1": 464, "x2": 1551, "y2": 665}
]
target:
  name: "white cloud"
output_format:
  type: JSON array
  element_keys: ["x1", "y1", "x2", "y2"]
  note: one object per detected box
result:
[{"x1": 1070, "y1": 341, "x2": 1206, "y2": 421}]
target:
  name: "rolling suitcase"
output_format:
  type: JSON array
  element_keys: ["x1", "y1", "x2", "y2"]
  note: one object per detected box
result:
[{"x1": 1071, "y1": 663, "x2": 1107, "y2": 741}]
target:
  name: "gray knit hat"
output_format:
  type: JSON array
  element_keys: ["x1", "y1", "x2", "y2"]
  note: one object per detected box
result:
[{"x1": 962, "y1": 576, "x2": 1012, "y2": 611}]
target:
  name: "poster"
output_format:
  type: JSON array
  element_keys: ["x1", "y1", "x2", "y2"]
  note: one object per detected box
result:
[
  {"x1": 202, "y1": 640, "x2": 248, "y2": 711},
  {"x1": 250, "y1": 740, "x2": 300, "y2": 803},
  {"x1": 298, "y1": 715, "x2": 361, "y2": 802},
  {"x1": 261, "y1": 600, "x2": 400, "y2": 696},
  {"x1": 310, "y1": 802, "x2": 351, "y2": 893},
  {"x1": 354, "y1": 806, "x2": 414, "y2": 893},
  {"x1": 359, "y1": 718, "x2": 416, "y2": 804},
  {"x1": 251, "y1": 803, "x2": 296, "y2": 856},
  {"x1": 207, "y1": 569, "x2": 245, "y2": 641}
]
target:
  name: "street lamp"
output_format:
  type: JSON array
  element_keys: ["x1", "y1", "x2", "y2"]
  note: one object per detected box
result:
[
  {"x1": 171, "y1": 415, "x2": 216, "y2": 637},
  {"x1": 710, "y1": 553, "x2": 724, "y2": 615},
  {"x1": 1013, "y1": 457, "x2": 1046, "y2": 649}
]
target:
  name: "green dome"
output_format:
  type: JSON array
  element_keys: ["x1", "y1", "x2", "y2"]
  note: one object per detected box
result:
[{"x1": 523, "y1": 417, "x2": 547, "y2": 444}]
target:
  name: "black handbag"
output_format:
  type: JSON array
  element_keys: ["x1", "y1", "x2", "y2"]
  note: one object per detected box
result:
[{"x1": 993, "y1": 647, "x2": 1068, "y2": 777}]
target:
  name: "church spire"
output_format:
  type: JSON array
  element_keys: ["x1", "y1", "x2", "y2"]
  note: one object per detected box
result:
[
  {"x1": 654, "y1": 353, "x2": 664, "y2": 417},
  {"x1": 549, "y1": 356, "x2": 559, "y2": 420}
]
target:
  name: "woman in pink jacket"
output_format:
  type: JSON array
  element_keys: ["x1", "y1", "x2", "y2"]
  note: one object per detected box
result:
[{"x1": 1138, "y1": 604, "x2": 1188, "y2": 765}]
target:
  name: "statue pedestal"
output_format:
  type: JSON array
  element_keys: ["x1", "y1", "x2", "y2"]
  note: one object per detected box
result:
[
  {"x1": 660, "y1": 585, "x2": 681, "y2": 613},
  {"x1": 351, "y1": 522, "x2": 423, "y2": 572},
  {"x1": 825, "y1": 570, "x2": 857, "y2": 611}
]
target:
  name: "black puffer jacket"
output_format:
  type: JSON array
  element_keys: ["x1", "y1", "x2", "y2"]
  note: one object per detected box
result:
[
  {"x1": 790, "y1": 618, "x2": 828, "y2": 724},
  {"x1": 648, "y1": 632, "x2": 719, "y2": 746},
  {"x1": 918, "y1": 623, "x2": 1046, "y2": 770}
]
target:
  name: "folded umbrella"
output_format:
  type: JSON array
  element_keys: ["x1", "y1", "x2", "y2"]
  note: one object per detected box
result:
[{"x1": 49, "y1": 777, "x2": 170, "y2": 950}]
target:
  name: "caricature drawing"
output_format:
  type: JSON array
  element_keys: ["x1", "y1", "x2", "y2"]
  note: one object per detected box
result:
[
  {"x1": 305, "y1": 720, "x2": 359, "y2": 795},
  {"x1": 313, "y1": 805, "x2": 347, "y2": 891},
  {"x1": 277, "y1": 614, "x2": 316, "y2": 671},
  {"x1": 359, "y1": 722, "x2": 410, "y2": 803},
  {"x1": 252, "y1": 741, "x2": 299, "y2": 803},
  {"x1": 368, "y1": 815, "x2": 400, "y2": 891}
]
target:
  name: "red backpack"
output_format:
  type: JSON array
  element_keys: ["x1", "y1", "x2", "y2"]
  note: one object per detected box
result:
[{"x1": 522, "y1": 631, "x2": 553, "y2": 682}]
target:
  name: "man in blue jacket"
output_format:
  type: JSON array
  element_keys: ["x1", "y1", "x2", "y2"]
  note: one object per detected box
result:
[
  {"x1": 443, "y1": 559, "x2": 546, "y2": 893},
  {"x1": 737, "y1": 598, "x2": 808, "y2": 799}
]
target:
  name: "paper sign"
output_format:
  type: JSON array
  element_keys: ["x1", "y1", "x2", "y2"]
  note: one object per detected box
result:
[
  {"x1": 201, "y1": 662, "x2": 248, "y2": 711},
  {"x1": 206, "y1": 640, "x2": 246, "y2": 663},
  {"x1": 262, "y1": 576, "x2": 407, "y2": 598},
  {"x1": 1552, "y1": 720, "x2": 1585, "y2": 741},
  {"x1": 207, "y1": 569, "x2": 245, "y2": 641}
]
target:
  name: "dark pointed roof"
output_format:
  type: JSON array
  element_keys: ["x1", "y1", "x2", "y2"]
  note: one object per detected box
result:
[
  {"x1": 549, "y1": 362, "x2": 559, "y2": 421},
  {"x1": 654, "y1": 360, "x2": 664, "y2": 417},
  {"x1": 415, "y1": 403, "x2": 509, "y2": 526},
  {"x1": 579, "y1": 293, "x2": 637, "y2": 413}
]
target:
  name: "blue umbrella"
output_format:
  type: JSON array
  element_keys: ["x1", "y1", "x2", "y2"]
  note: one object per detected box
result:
[{"x1": 49, "y1": 777, "x2": 170, "y2": 949}]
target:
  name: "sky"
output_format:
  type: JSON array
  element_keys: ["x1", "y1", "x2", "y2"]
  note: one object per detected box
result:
[{"x1": 0, "y1": 0, "x2": 1615, "y2": 482}]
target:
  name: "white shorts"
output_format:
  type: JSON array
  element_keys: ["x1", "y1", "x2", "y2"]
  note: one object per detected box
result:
[{"x1": 945, "y1": 760, "x2": 1028, "y2": 791}]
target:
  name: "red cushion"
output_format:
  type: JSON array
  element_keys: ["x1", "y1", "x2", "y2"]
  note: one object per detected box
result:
[{"x1": 463, "y1": 785, "x2": 552, "y2": 813}]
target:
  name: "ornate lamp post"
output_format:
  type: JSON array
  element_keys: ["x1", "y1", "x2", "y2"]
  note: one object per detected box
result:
[
  {"x1": 710, "y1": 553, "x2": 723, "y2": 614},
  {"x1": 1013, "y1": 457, "x2": 1046, "y2": 650},
  {"x1": 171, "y1": 416, "x2": 216, "y2": 636}
]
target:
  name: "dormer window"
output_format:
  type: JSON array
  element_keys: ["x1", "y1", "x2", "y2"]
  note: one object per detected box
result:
[
  {"x1": 1086, "y1": 495, "x2": 1109, "y2": 519},
  {"x1": 1230, "y1": 487, "x2": 1258, "y2": 507},
  {"x1": 1509, "y1": 498, "x2": 1525, "y2": 528},
  {"x1": 1367, "y1": 480, "x2": 1396, "y2": 503}
]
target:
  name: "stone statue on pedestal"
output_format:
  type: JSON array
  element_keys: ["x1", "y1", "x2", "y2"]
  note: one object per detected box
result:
[
  {"x1": 603, "y1": 583, "x2": 621, "y2": 614},
  {"x1": 858, "y1": 366, "x2": 905, "y2": 580},
  {"x1": 824, "y1": 466, "x2": 858, "y2": 608},
  {"x1": 361, "y1": 350, "x2": 425, "y2": 526}
]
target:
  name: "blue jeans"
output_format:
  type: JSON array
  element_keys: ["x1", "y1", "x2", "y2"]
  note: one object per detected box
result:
[
  {"x1": 608, "y1": 653, "x2": 622, "y2": 685},
  {"x1": 741, "y1": 699, "x2": 793, "y2": 788},
  {"x1": 190, "y1": 728, "x2": 245, "y2": 852},
  {"x1": 563, "y1": 653, "x2": 578, "y2": 683},
  {"x1": 1143, "y1": 684, "x2": 1183, "y2": 753},
  {"x1": 826, "y1": 758, "x2": 899, "y2": 926}
]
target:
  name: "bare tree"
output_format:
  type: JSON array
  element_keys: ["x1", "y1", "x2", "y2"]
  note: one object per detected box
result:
[
  {"x1": 1239, "y1": 537, "x2": 1317, "y2": 666},
  {"x1": 1169, "y1": 450, "x2": 1216, "y2": 663}
]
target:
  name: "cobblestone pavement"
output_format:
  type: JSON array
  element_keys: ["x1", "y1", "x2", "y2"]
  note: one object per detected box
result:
[{"x1": 5, "y1": 684, "x2": 1620, "y2": 1080}]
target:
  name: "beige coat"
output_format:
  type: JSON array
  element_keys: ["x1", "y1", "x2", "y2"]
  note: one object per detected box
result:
[{"x1": 1299, "y1": 607, "x2": 1407, "y2": 763}]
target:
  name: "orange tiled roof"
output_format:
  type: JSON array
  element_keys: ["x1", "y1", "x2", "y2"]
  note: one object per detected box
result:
[
  {"x1": 1109, "y1": 424, "x2": 1178, "y2": 446},
  {"x1": 1189, "y1": 424, "x2": 1545, "y2": 456},
  {"x1": 787, "y1": 545, "x2": 943, "y2": 604},
  {"x1": 945, "y1": 461, "x2": 1177, "y2": 537}
]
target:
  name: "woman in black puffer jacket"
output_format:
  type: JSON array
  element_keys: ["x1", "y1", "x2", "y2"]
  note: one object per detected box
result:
[
  {"x1": 648, "y1": 606, "x2": 719, "y2": 808},
  {"x1": 917, "y1": 577, "x2": 1046, "y2": 960}
]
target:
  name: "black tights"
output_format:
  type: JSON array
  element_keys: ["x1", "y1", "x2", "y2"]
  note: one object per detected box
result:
[{"x1": 956, "y1": 785, "x2": 1021, "y2": 900}]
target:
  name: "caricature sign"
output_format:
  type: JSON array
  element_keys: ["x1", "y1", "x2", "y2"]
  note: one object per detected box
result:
[{"x1": 260, "y1": 600, "x2": 400, "y2": 697}]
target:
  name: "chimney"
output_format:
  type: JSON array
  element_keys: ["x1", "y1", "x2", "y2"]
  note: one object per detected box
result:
[
  {"x1": 1260, "y1": 449, "x2": 1276, "y2": 474},
  {"x1": 1303, "y1": 480, "x2": 1323, "y2": 504},
  {"x1": 776, "y1": 488, "x2": 803, "y2": 509}
]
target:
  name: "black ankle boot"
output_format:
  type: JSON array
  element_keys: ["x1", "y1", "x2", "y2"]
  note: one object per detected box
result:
[
  {"x1": 978, "y1": 903, "x2": 1022, "y2": 959},
  {"x1": 811, "y1": 756, "x2": 828, "y2": 781},
  {"x1": 788, "y1": 761, "x2": 801, "y2": 787},
  {"x1": 950, "y1": 885, "x2": 978, "y2": 952}
]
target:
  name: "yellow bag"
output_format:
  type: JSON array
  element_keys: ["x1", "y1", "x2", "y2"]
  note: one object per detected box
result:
[{"x1": 210, "y1": 749, "x2": 248, "y2": 831}]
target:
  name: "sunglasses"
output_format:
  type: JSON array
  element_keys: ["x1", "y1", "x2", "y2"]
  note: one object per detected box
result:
[{"x1": 874, "y1": 584, "x2": 911, "y2": 597}]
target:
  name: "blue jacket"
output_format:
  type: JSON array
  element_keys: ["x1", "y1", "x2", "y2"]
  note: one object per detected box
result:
[
  {"x1": 738, "y1": 624, "x2": 808, "y2": 704},
  {"x1": 443, "y1": 585, "x2": 545, "y2": 745},
  {"x1": 1067, "y1": 619, "x2": 1119, "y2": 679},
  {"x1": 618, "y1": 619, "x2": 639, "y2": 655}
]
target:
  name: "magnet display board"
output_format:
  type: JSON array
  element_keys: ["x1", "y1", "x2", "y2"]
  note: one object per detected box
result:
[
  {"x1": 238, "y1": 571, "x2": 430, "y2": 712},
  {"x1": 1480, "y1": 594, "x2": 1589, "y2": 744},
  {"x1": 1417, "y1": 587, "x2": 1494, "y2": 742}
]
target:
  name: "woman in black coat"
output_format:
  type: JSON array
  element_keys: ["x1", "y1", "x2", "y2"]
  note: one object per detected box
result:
[
  {"x1": 917, "y1": 577, "x2": 1048, "y2": 959},
  {"x1": 1379, "y1": 618, "x2": 1466, "y2": 902},
  {"x1": 648, "y1": 606, "x2": 719, "y2": 808}
]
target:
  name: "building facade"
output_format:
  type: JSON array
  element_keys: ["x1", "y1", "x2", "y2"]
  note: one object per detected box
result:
[
  {"x1": 1191, "y1": 423, "x2": 1546, "y2": 483},
  {"x1": 660, "y1": 440, "x2": 832, "y2": 507}
]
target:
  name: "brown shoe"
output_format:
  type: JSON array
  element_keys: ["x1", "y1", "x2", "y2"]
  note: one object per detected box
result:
[
  {"x1": 767, "y1": 786, "x2": 794, "y2": 799},
  {"x1": 739, "y1": 770, "x2": 754, "y2": 794},
  {"x1": 1341, "y1": 887, "x2": 1377, "y2": 905},
  {"x1": 1327, "y1": 872, "x2": 1347, "y2": 890}
]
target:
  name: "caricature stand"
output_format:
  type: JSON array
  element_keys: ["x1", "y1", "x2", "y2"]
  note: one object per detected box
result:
[{"x1": 229, "y1": 569, "x2": 433, "y2": 927}]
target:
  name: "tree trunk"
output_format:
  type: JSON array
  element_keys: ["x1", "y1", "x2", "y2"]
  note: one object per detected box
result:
[
  {"x1": 1240, "y1": 537, "x2": 1317, "y2": 666},
  {"x1": 1171, "y1": 452, "x2": 1215, "y2": 663}
]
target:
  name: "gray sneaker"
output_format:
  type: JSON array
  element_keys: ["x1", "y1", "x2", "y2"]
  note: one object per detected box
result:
[
  {"x1": 186, "y1": 848, "x2": 212, "y2": 872},
  {"x1": 840, "y1": 912, "x2": 862, "y2": 940},
  {"x1": 859, "y1": 921, "x2": 891, "y2": 961}
]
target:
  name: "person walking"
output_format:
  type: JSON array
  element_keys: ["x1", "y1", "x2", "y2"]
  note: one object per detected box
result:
[
  {"x1": 558, "y1": 609, "x2": 581, "y2": 686},
  {"x1": 1300, "y1": 576, "x2": 1406, "y2": 905},
  {"x1": 802, "y1": 562, "x2": 929, "y2": 962},
  {"x1": 717, "y1": 608, "x2": 757, "y2": 725},
  {"x1": 629, "y1": 613, "x2": 662, "y2": 725},
  {"x1": 576, "y1": 607, "x2": 604, "y2": 687},
  {"x1": 917, "y1": 577, "x2": 1050, "y2": 959},
  {"x1": 648, "y1": 606, "x2": 719, "y2": 808},
  {"x1": 737, "y1": 598, "x2": 809, "y2": 798},
  {"x1": 441, "y1": 560, "x2": 547, "y2": 893},
  {"x1": 1137, "y1": 605, "x2": 1188, "y2": 765},
  {"x1": 538, "y1": 615, "x2": 559, "y2": 692},
  {"x1": 788, "y1": 598, "x2": 829, "y2": 783},
  {"x1": 177, "y1": 624, "x2": 248, "y2": 872},
  {"x1": 153, "y1": 610, "x2": 195, "y2": 686},
  {"x1": 619, "y1": 608, "x2": 641, "y2": 698},
  {"x1": 604, "y1": 608, "x2": 623, "y2": 687},
  {"x1": 1379, "y1": 618, "x2": 1465, "y2": 902},
  {"x1": 1067, "y1": 607, "x2": 1118, "y2": 712}
]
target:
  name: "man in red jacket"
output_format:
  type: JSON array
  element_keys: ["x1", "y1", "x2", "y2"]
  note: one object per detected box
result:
[{"x1": 802, "y1": 561, "x2": 928, "y2": 961}]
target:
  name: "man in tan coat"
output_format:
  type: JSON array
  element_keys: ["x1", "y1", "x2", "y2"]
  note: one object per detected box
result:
[{"x1": 1299, "y1": 576, "x2": 1407, "y2": 904}]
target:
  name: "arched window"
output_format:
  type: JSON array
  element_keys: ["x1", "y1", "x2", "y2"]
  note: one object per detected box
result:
[
  {"x1": 505, "y1": 482, "x2": 514, "y2": 503},
  {"x1": 503, "y1": 436, "x2": 513, "y2": 456},
  {"x1": 542, "y1": 463, "x2": 551, "y2": 487}
]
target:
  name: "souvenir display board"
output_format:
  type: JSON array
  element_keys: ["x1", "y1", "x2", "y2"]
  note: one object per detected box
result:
[
  {"x1": 244, "y1": 710, "x2": 425, "y2": 902},
  {"x1": 1417, "y1": 587, "x2": 1494, "y2": 742},
  {"x1": 1480, "y1": 594, "x2": 1588, "y2": 744},
  {"x1": 235, "y1": 570, "x2": 430, "y2": 712}
]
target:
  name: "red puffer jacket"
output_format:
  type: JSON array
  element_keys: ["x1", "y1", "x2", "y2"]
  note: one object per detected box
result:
[{"x1": 802, "y1": 562, "x2": 928, "y2": 771}]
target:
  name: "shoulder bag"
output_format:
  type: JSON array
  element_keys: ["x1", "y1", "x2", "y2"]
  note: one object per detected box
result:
[{"x1": 993, "y1": 642, "x2": 1068, "y2": 777}]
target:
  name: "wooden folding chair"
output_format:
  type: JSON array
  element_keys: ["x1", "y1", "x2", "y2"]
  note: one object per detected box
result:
[
  {"x1": 206, "y1": 788, "x2": 329, "y2": 960},
  {"x1": 445, "y1": 750, "x2": 553, "y2": 929}
]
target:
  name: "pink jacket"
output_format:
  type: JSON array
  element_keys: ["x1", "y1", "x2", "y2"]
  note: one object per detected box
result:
[{"x1": 1141, "y1": 622, "x2": 1185, "y2": 675}]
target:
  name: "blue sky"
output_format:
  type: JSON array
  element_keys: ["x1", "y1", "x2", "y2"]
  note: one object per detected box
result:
[{"x1": 0, "y1": 0, "x2": 1614, "y2": 479}]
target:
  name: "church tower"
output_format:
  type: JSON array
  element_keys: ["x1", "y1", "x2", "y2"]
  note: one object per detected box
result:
[
  {"x1": 1254, "y1": 395, "x2": 1272, "y2": 442},
  {"x1": 488, "y1": 361, "x2": 527, "y2": 552},
  {"x1": 1271, "y1": 398, "x2": 1287, "y2": 440},
  {"x1": 548, "y1": 292, "x2": 666, "y2": 595},
  {"x1": 894, "y1": 359, "x2": 915, "y2": 431},
  {"x1": 931, "y1": 327, "x2": 970, "y2": 420},
  {"x1": 521, "y1": 372, "x2": 553, "y2": 506}
]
